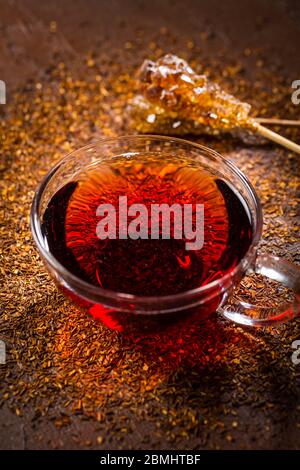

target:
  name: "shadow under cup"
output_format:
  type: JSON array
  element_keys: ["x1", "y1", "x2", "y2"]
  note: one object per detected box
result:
[{"x1": 31, "y1": 136, "x2": 300, "y2": 334}]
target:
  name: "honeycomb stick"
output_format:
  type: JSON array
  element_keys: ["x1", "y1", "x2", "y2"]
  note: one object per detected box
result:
[
  {"x1": 131, "y1": 54, "x2": 300, "y2": 155},
  {"x1": 256, "y1": 118, "x2": 300, "y2": 127},
  {"x1": 254, "y1": 122, "x2": 300, "y2": 155},
  {"x1": 132, "y1": 54, "x2": 254, "y2": 136}
]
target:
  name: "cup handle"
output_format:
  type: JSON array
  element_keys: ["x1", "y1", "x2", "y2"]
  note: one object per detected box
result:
[{"x1": 219, "y1": 253, "x2": 300, "y2": 327}]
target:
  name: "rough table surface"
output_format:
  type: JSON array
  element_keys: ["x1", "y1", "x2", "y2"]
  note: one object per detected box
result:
[{"x1": 0, "y1": 0, "x2": 300, "y2": 450}]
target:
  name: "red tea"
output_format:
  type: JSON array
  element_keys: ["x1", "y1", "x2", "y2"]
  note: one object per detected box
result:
[{"x1": 42, "y1": 156, "x2": 252, "y2": 296}]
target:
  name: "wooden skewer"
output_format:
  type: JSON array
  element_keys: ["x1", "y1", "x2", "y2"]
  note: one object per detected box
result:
[
  {"x1": 256, "y1": 117, "x2": 300, "y2": 127},
  {"x1": 255, "y1": 122, "x2": 300, "y2": 155}
]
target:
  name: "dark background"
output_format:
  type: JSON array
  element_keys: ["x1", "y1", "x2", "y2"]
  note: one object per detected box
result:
[{"x1": 1, "y1": 0, "x2": 300, "y2": 87}]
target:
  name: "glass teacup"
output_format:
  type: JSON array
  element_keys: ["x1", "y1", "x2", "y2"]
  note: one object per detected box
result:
[{"x1": 30, "y1": 136, "x2": 300, "y2": 333}]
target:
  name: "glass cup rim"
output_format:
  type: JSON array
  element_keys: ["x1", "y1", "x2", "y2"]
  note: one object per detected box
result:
[{"x1": 30, "y1": 134, "x2": 263, "y2": 305}]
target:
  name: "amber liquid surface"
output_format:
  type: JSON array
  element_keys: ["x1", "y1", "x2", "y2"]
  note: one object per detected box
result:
[{"x1": 41, "y1": 157, "x2": 253, "y2": 296}]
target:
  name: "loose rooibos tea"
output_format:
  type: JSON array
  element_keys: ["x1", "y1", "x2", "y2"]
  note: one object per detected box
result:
[{"x1": 41, "y1": 156, "x2": 252, "y2": 296}]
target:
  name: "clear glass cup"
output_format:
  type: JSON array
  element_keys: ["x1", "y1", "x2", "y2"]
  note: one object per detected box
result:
[{"x1": 30, "y1": 135, "x2": 300, "y2": 333}]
